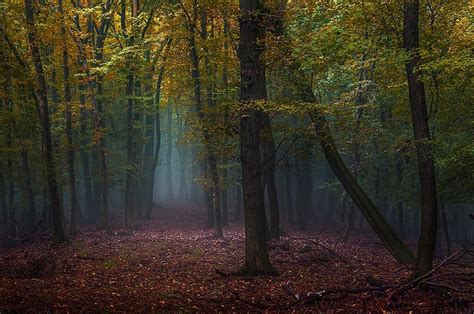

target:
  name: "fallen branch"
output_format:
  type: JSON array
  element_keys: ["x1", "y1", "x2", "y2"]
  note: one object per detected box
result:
[
  {"x1": 231, "y1": 292, "x2": 268, "y2": 310},
  {"x1": 215, "y1": 269, "x2": 230, "y2": 277},
  {"x1": 282, "y1": 281, "x2": 395, "y2": 307},
  {"x1": 388, "y1": 250, "x2": 464, "y2": 297}
]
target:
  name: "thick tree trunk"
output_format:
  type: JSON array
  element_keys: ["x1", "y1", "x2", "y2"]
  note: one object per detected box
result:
[
  {"x1": 235, "y1": 182, "x2": 242, "y2": 222},
  {"x1": 403, "y1": 0, "x2": 438, "y2": 275},
  {"x1": 238, "y1": 0, "x2": 276, "y2": 275},
  {"x1": 25, "y1": 0, "x2": 66, "y2": 242}
]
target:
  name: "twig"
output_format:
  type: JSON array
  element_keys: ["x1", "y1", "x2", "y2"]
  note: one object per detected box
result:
[
  {"x1": 231, "y1": 292, "x2": 268, "y2": 310},
  {"x1": 388, "y1": 250, "x2": 465, "y2": 297},
  {"x1": 215, "y1": 269, "x2": 230, "y2": 277}
]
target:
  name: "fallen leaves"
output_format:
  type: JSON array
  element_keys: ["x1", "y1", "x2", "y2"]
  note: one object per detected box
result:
[{"x1": 0, "y1": 201, "x2": 472, "y2": 311}]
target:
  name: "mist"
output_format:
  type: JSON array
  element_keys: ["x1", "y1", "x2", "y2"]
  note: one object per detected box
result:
[{"x1": 0, "y1": 0, "x2": 473, "y2": 312}]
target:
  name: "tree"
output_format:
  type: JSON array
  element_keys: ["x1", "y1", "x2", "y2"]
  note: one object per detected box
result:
[
  {"x1": 58, "y1": 0, "x2": 80, "y2": 236},
  {"x1": 306, "y1": 84, "x2": 415, "y2": 263},
  {"x1": 25, "y1": 0, "x2": 66, "y2": 242},
  {"x1": 183, "y1": 0, "x2": 223, "y2": 237},
  {"x1": 238, "y1": 0, "x2": 277, "y2": 275},
  {"x1": 403, "y1": 0, "x2": 438, "y2": 275}
]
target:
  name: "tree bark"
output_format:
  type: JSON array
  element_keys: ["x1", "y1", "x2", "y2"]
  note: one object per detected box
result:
[
  {"x1": 305, "y1": 82, "x2": 414, "y2": 263},
  {"x1": 283, "y1": 157, "x2": 293, "y2": 223},
  {"x1": 144, "y1": 40, "x2": 169, "y2": 218},
  {"x1": 185, "y1": 0, "x2": 222, "y2": 237},
  {"x1": 261, "y1": 114, "x2": 280, "y2": 238},
  {"x1": 25, "y1": 0, "x2": 66, "y2": 242},
  {"x1": 403, "y1": 0, "x2": 438, "y2": 275},
  {"x1": 59, "y1": 0, "x2": 80, "y2": 236},
  {"x1": 78, "y1": 83, "x2": 94, "y2": 223},
  {"x1": 21, "y1": 151, "x2": 36, "y2": 228},
  {"x1": 166, "y1": 99, "x2": 174, "y2": 200},
  {"x1": 238, "y1": 0, "x2": 276, "y2": 275}
]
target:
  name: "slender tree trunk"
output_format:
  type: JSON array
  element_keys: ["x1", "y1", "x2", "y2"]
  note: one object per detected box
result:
[
  {"x1": 190, "y1": 146, "x2": 200, "y2": 201},
  {"x1": 21, "y1": 151, "x2": 36, "y2": 228},
  {"x1": 403, "y1": 0, "x2": 438, "y2": 275},
  {"x1": 261, "y1": 114, "x2": 280, "y2": 238},
  {"x1": 175, "y1": 103, "x2": 188, "y2": 201},
  {"x1": 78, "y1": 84, "x2": 94, "y2": 223},
  {"x1": 342, "y1": 203, "x2": 355, "y2": 243},
  {"x1": 238, "y1": 0, "x2": 276, "y2": 275},
  {"x1": 0, "y1": 161, "x2": 6, "y2": 229},
  {"x1": 296, "y1": 143, "x2": 312, "y2": 231},
  {"x1": 186, "y1": 0, "x2": 222, "y2": 237},
  {"x1": 439, "y1": 200, "x2": 451, "y2": 255},
  {"x1": 25, "y1": 0, "x2": 66, "y2": 242},
  {"x1": 396, "y1": 158, "x2": 406, "y2": 237},
  {"x1": 283, "y1": 157, "x2": 293, "y2": 224},
  {"x1": 144, "y1": 41, "x2": 168, "y2": 218},
  {"x1": 74, "y1": 21, "x2": 111, "y2": 232},
  {"x1": 166, "y1": 100, "x2": 174, "y2": 200},
  {"x1": 59, "y1": 0, "x2": 80, "y2": 236}
]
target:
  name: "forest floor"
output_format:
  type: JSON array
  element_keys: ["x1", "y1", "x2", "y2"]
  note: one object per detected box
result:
[{"x1": 0, "y1": 201, "x2": 473, "y2": 312}]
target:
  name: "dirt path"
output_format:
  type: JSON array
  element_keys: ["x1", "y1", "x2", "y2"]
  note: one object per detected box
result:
[{"x1": 0, "y1": 202, "x2": 471, "y2": 311}]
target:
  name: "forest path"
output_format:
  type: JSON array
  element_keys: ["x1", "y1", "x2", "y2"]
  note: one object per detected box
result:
[{"x1": 0, "y1": 201, "x2": 471, "y2": 311}]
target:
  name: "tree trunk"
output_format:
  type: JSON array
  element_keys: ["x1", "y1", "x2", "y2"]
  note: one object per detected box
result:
[
  {"x1": 396, "y1": 158, "x2": 406, "y2": 237},
  {"x1": 238, "y1": 0, "x2": 276, "y2": 275},
  {"x1": 261, "y1": 114, "x2": 280, "y2": 238},
  {"x1": 25, "y1": 0, "x2": 66, "y2": 242},
  {"x1": 59, "y1": 0, "x2": 80, "y2": 236},
  {"x1": 73, "y1": 14, "x2": 111, "y2": 232},
  {"x1": 283, "y1": 157, "x2": 293, "y2": 224},
  {"x1": 186, "y1": 0, "x2": 222, "y2": 237},
  {"x1": 0, "y1": 161, "x2": 6, "y2": 229},
  {"x1": 124, "y1": 0, "x2": 139, "y2": 227},
  {"x1": 221, "y1": 179, "x2": 228, "y2": 226},
  {"x1": 21, "y1": 151, "x2": 36, "y2": 228},
  {"x1": 165, "y1": 100, "x2": 174, "y2": 200},
  {"x1": 235, "y1": 182, "x2": 242, "y2": 222},
  {"x1": 78, "y1": 83, "x2": 94, "y2": 223},
  {"x1": 296, "y1": 143, "x2": 312, "y2": 231},
  {"x1": 144, "y1": 41, "x2": 168, "y2": 218},
  {"x1": 439, "y1": 200, "x2": 451, "y2": 255},
  {"x1": 403, "y1": 0, "x2": 438, "y2": 275},
  {"x1": 342, "y1": 203, "x2": 355, "y2": 243},
  {"x1": 305, "y1": 81, "x2": 414, "y2": 263},
  {"x1": 175, "y1": 103, "x2": 188, "y2": 201}
]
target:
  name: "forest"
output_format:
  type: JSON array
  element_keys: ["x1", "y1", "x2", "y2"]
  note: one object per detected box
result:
[{"x1": 0, "y1": 0, "x2": 473, "y2": 311}]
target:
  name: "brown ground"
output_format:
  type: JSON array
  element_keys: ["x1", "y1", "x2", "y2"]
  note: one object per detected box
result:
[{"x1": 0, "y1": 201, "x2": 472, "y2": 312}]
